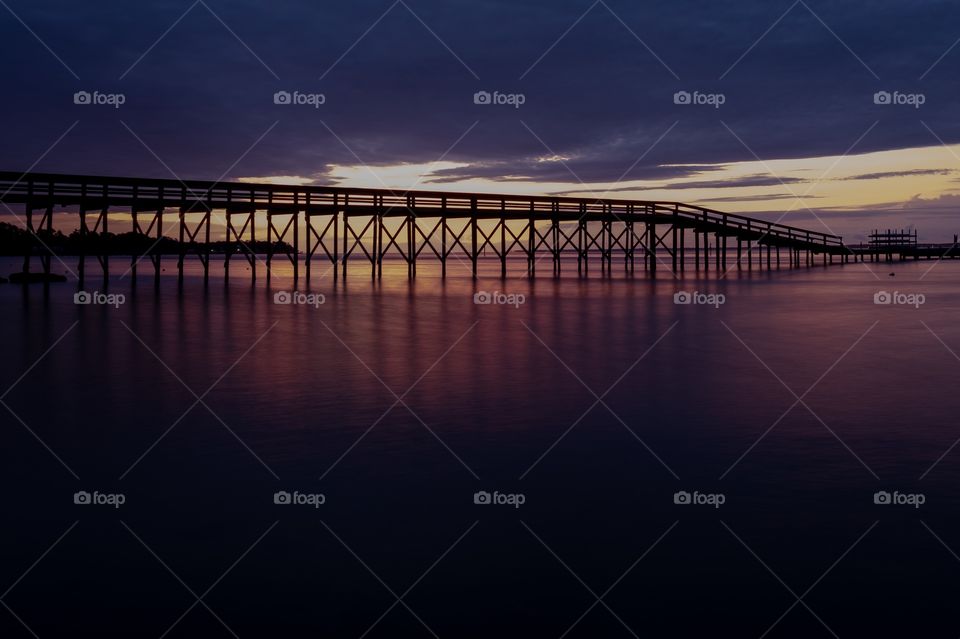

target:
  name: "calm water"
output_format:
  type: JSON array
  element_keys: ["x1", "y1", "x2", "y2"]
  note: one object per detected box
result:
[{"x1": 3, "y1": 255, "x2": 960, "y2": 637}]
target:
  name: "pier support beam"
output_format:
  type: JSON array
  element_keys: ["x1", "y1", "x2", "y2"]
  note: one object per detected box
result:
[
  {"x1": 377, "y1": 210, "x2": 385, "y2": 279},
  {"x1": 671, "y1": 226, "x2": 678, "y2": 271},
  {"x1": 577, "y1": 219, "x2": 585, "y2": 275},
  {"x1": 678, "y1": 227, "x2": 685, "y2": 271},
  {"x1": 500, "y1": 215, "x2": 507, "y2": 278},
  {"x1": 342, "y1": 209, "x2": 349, "y2": 278},
  {"x1": 440, "y1": 215, "x2": 447, "y2": 278},
  {"x1": 647, "y1": 221, "x2": 656, "y2": 273},
  {"x1": 471, "y1": 207, "x2": 478, "y2": 279},
  {"x1": 527, "y1": 209, "x2": 535, "y2": 278}
]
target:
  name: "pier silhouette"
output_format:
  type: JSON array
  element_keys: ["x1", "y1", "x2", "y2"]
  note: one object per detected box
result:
[{"x1": 0, "y1": 171, "x2": 857, "y2": 284}]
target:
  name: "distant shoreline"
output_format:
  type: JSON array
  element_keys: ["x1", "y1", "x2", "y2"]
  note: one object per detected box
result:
[{"x1": 0, "y1": 222, "x2": 295, "y2": 257}]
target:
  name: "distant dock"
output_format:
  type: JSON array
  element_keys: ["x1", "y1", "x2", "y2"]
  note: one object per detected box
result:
[{"x1": 847, "y1": 229, "x2": 960, "y2": 262}]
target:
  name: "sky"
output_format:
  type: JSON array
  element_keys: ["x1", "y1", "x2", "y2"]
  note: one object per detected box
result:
[{"x1": 2, "y1": 0, "x2": 960, "y2": 242}]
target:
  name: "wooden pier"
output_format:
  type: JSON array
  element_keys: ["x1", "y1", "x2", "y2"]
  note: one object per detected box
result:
[{"x1": 0, "y1": 171, "x2": 852, "y2": 284}]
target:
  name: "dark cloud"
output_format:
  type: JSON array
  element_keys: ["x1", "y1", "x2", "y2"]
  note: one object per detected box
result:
[
  {"x1": 547, "y1": 172, "x2": 807, "y2": 196},
  {"x1": 0, "y1": 0, "x2": 957, "y2": 187},
  {"x1": 657, "y1": 174, "x2": 808, "y2": 190},
  {"x1": 696, "y1": 193, "x2": 820, "y2": 203},
  {"x1": 838, "y1": 169, "x2": 955, "y2": 181}
]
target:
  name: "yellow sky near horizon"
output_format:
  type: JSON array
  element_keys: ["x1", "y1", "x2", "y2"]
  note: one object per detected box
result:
[{"x1": 236, "y1": 143, "x2": 959, "y2": 221}]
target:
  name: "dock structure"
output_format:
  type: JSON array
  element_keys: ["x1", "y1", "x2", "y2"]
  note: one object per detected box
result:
[
  {"x1": 0, "y1": 171, "x2": 851, "y2": 284},
  {"x1": 848, "y1": 229, "x2": 960, "y2": 262}
]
